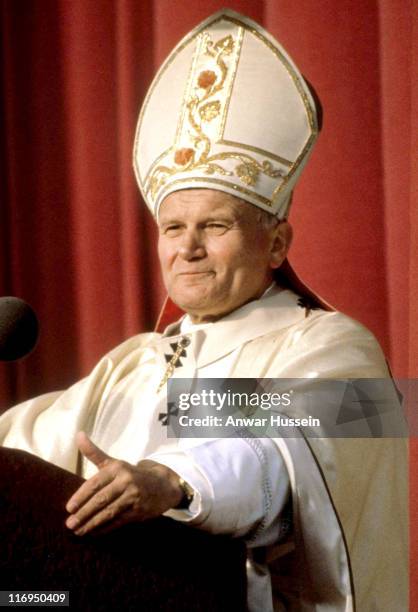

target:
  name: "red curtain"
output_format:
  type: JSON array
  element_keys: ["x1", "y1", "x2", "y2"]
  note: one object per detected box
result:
[{"x1": 1, "y1": 0, "x2": 417, "y2": 603}]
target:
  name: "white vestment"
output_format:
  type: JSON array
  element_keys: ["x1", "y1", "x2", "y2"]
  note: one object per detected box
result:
[{"x1": 0, "y1": 287, "x2": 408, "y2": 611}]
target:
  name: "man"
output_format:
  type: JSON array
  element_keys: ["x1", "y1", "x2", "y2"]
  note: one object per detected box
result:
[{"x1": 0, "y1": 9, "x2": 407, "y2": 611}]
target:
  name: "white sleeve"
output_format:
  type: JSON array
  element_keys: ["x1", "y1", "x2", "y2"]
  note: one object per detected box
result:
[{"x1": 147, "y1": 437, "x2": 290, "y2": 544}]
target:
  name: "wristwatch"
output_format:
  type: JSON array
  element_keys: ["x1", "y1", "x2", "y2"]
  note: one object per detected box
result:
[{"x1": 175, "y1": 477, "x2": 195, "y2": 509}]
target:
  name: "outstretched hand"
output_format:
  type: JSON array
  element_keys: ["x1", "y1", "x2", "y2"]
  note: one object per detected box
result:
[{"x1": 65, "y1": 432, "x2": 183, "y2": 536}]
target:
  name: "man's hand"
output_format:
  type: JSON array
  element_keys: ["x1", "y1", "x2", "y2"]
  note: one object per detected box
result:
[{"x1": 65, "y1": 431, "x2": 183, "y2": 536}]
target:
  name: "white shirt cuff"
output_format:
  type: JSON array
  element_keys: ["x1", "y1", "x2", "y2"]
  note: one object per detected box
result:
[{"x1": 146, "y1": 450, "x2": 213, "y2": 524}]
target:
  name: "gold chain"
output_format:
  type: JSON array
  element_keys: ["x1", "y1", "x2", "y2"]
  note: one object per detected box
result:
[{"x1": 157, "y1": 337, "x2": 190, "y2": 393}]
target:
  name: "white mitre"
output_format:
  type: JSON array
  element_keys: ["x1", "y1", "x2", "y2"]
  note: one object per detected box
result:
[{"x1": 133, "y1": 9, "x2": 320, "y2": 220}]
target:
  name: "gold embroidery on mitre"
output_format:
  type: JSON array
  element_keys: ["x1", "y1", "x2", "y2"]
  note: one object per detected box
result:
[{"x1": 146, "y1": 30, "x2": 285, "y2": 200}]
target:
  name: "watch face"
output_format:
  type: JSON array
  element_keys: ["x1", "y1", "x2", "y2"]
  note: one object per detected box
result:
[{"x1": 177, "y1": 478, "x2": 194, "y2": 509}]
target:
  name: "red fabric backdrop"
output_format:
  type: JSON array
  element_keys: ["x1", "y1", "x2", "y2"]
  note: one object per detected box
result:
[{"x1": 1, "y1": 0, "x2": 417, "y2": 604}]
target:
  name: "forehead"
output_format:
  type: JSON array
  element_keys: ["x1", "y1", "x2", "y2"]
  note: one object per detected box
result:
[{"x1": 158, "y1": 189, "x2": 257, "y2": 222}]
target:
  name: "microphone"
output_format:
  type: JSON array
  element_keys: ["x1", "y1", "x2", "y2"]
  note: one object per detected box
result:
[{"x1": 0, "y1": 297, "x2": 39, "y2": 361}]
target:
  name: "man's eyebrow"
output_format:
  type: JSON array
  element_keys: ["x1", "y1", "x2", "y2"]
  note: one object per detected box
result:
[{"x1": 203, "y1": 214, "x2": 236, "y2": 222}]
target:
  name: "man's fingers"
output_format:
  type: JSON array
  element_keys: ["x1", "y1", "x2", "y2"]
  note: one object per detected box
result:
[
  {"x1": 76, "y1": 431, "x2": 111, "y2": 468},
  {"x1": 66, "y1": 480, "x2": 124, "y2": 529},
  {"x1": 66, "y1": 469, "x2": 114, "y2": 514},
  {"x1": 72, "y1": 497, "x2": 133, "y2": 536},
  {"x1": 84, "y1": 512, "x2": 132, "y2": 537}
]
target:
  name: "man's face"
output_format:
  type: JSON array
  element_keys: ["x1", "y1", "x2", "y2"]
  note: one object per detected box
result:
[{"x1": 157, "y1": 189, "x2": 290, "y2": 323}]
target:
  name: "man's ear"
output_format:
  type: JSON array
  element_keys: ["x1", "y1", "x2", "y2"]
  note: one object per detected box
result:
[{"x1": 270, "y1": 221, "x2": 293, "y2": 269}]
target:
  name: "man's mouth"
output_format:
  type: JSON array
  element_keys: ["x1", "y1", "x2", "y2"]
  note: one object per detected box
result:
[{"x1": 177, "y1": 271, "x2": 214, "y2": 276}]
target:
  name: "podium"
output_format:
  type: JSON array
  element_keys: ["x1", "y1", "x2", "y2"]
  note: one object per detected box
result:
[{"x1": 0, "y1": 449, "x2": 247, "y2": 611}]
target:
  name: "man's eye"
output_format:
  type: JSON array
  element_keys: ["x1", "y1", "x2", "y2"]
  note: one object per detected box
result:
[
  {"x1": 205, "y1": 223, "x2": 228, "y2": 235},
  {"x1": 164, "y1": 225, "x2": 183, "y2": 236}
]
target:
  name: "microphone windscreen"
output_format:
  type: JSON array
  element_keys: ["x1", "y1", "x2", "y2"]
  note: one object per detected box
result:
[{"x1": 0, "y1": 297, "x2": 39, "y2": 361}]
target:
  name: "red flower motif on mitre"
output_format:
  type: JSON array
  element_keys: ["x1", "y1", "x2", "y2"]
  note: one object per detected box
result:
[
  {"x1": 174, "y1": 148, "x2": 195, "y2": 166},
  {"x1": 197, "y1": 70, "x2": 217, "y2": 89}
]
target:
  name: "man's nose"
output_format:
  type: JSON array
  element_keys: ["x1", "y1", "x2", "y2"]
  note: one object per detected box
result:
[{"x1": 178, "y1": 228, "x2": 206, "y2": 260}]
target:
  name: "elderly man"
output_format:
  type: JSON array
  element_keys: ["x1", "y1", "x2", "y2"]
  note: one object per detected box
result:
[{"x1": 0, "y1": 9, "x2": 407, "y2": 612}]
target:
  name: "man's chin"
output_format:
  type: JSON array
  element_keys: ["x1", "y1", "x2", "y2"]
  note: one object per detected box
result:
[
  {"x1": 171, "y1": 298, "x2": 211, "y2": 315},
  {"x1": 168, "y1": 291, "x2": 219, "y2": 319}
]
